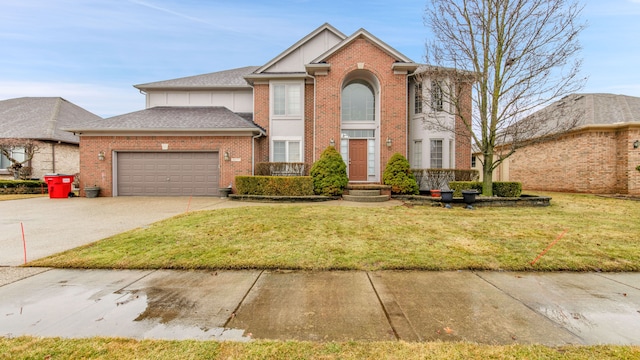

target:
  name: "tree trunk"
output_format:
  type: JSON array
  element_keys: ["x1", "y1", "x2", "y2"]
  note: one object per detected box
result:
[{"x1": 482, "y1": 154, "x2": 494, "y2": 196}]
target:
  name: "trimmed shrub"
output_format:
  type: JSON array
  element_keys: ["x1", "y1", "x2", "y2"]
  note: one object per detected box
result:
[
  {"x1": 310, "y1": 146, "x2": 348, "y2": 196},
  {"x1": 383, "y1": 153, "x2": 419, "y2": 194},
  {"x1": 449, "y1": 181, "x2": 483, "y2": 197},
  {"x1": 492, "y1": 182, "x2": 522, "y2": 197},
  {"x1": 0, "y1": 180, "x2": 47, "y2": 194},
  {"x1": 235, "y1": 176, "x2": 314, "y2": 196},
  {"x1": 448, "y1": 181, "x2": 522, "y2": 197}
]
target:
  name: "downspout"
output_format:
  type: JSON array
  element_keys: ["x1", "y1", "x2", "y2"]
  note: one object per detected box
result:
[
  {"x1": 406, "y1": 72, "x2": 413, "y2": 159},
  {"x1": 51, "y1": 142, "x2": 56, "y2": 174},
  {"x1": 251, "y1": 133, "x2": 261, "y2": 176},
  {"x1": 306, "y1": 74, "x2": 317, "y2": 162}
]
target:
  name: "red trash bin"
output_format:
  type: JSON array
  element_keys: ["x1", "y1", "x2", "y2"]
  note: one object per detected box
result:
[{"x1": 43, "y1": 174, "x2": 75, "y2": 198}]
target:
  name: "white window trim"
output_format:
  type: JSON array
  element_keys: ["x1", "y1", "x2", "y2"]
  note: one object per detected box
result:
[
  {"x1": 430, "y1": 138, "x2": 444, "y2": 169},
  {"x1": 270, "y1": 81, "x2": 304, "y2": 119},
  {"x1": 271, "y1": 137, "x2": 303, "y2": 162},
  {"x1": 412, "y1": 140, "x2": 423, "y2": 168}
]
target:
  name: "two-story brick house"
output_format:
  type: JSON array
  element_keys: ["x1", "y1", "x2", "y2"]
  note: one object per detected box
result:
[{"x1": 68, "y1": 23, "x2": 472, "y2": 196}]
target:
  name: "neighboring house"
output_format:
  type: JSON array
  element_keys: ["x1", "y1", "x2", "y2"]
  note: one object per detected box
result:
[
  {"x1": 475, "y1": 93, "x2": 640, "y2": 195},
  {"x1": 0, "y1": 97, "x2": 102, "y2": 180},
  {"x1": 67, "y1": 23, "x2": 472, "y2": 197}
]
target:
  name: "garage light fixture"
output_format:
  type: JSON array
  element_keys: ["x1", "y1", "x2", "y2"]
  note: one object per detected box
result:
[
  {"x1": 224, "y1": 151, "x2": 230, "y2": 161},
  {"x1": 329, "y1": 138, "x2": 335, "y2": 147},
  {"x1": 386, "y1": 137, "x2": 392, "y2": 148},
  {"x1": 98, "y1": 151, "x2": 105, "y2": 161},
  {"x1": 634, "y1": 140, "x2": 640, "y2": 149}
]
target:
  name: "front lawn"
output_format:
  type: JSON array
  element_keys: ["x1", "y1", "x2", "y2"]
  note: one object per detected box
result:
[
  {"x1": 1, "y1": 337, "x2": 638, "y2": 360},
  {"x1": 28, "y1": 192, "x2": 640, "y2": 271}
]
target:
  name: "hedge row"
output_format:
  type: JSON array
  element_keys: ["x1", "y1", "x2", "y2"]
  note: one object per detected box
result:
[
  {"x1": 0, "y1": 180, "x2": 47, "y2": 194},
  {"x1": 235, "y1": 176, "x2": 314, "y2": 196},
  {"x1": 449, "y1": 181, "x2": 522, "y2": 197}
]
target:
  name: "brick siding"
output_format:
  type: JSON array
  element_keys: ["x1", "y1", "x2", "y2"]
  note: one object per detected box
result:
[
  {"x1": 508, "y1": 125, "x2": 640, "y2": 195},
  {"x1": 313, "y1": 36, "x2": 410, "y2": 175}
]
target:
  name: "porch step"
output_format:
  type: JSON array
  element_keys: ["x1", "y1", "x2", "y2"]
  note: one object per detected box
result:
[
  {"x1": 348, "y1": 189, "x2": 382, "y2": 197},
  {"x1": 342, "y1": 194, "x2": 390, "y2": 203}
]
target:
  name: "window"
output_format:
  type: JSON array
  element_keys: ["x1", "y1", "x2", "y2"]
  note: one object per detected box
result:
[
  {"x1": 431, "y1": 81, "x2": 444, "y2": 112},
  {"x1": 471, "y1": 155, "x2": 477, "y2": 168},
  {"x1": 414, "y1": 83, "x2": 423, "y2": 114},
  {"x1": 367, "y1": 139, "x2": 375, "y2": 176},
  {"x1": 0, "y1": 147, "x2": 25, "y2": 169},
  {"x1": 412, "y1": 140, "x2": 422, "y2": 168},
  {"x1": 273, "y1": 83, "x2": 301, "y2": 117},
  {"x1": 342, "y1": 80, "x2": 375, "y2": 122},
  {"x1": 273, "y1": 140, "x2": 301, "y2": 162},
  {"x1": 430, "y1": 139, "x2": 443, "y2": 168}
]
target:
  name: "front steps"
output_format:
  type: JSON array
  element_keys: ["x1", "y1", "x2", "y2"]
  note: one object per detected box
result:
[{"x1": 342, "y1": 184, "x2": 391, "y2": 203}]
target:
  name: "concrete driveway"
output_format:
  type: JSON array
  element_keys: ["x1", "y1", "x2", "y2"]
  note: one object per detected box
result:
[{"x1": 0, "y1": 196, "x2": 243, "y2": 266}]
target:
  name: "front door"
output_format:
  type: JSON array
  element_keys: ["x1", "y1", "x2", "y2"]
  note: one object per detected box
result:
[{"x1": 349, "y1": 139, "x2": 367, "y2": 181}]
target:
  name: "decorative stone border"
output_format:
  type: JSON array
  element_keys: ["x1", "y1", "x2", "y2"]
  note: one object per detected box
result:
[
  {"x1": 394, "y1": 194, "x2": 552, "y2": 207},
  {"x1": 229, "y1": 194, "x2": 336, "y2": 202}
]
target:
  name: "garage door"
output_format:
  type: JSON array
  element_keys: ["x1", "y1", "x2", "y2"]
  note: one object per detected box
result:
[{"x1": 117, "y1": 152, "x2": 219, "y2": 196}]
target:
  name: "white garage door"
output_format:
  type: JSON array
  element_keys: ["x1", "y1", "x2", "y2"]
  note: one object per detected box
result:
[{"x1": 116, "y1": 152, "x2": 219, "y2": 196}]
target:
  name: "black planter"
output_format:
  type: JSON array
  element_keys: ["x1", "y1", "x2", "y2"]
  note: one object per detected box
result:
[
  {"x1": 84, "y1": 187, "x2": 100, "y2": 198},
  {"x1": 219, "y1": 187, "x2": 232, "y2": 198},
  {"x1": 461, "y1": 190, "x2": 479, "y2": 209},
  {"x1": 440, "y1": 190, "x2": 454, "y2": 208},
  {"x1": 440, "y1": 190, "x2": 454, "y2": 202}
]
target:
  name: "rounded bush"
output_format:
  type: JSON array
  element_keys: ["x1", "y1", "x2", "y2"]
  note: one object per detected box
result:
[
  {"x1": 383, "y1": 153, "x2": 419, "y2": 194},
  {"x1": 310, "y1": 146, "x2": 348, "y2": 196}
]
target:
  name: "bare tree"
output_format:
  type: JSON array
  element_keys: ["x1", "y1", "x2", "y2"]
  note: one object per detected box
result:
[
  {"x1": 0, "y1": 138, "x2": 42, "y2": 179},
  {"x1": 423, "y1": 0, "x2": 586, "y2": 195}
]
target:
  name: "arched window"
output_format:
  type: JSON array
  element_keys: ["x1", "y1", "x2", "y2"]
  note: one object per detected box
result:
[{"x1": 342, "y1": 80, "x2": 375, "y2": 122}]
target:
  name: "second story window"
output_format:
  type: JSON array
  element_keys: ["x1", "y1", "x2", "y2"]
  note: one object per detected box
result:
[
  {"x1": 414, "y1": 83, "x2": 423, "y2": 114},
  {"x1": 431, "y1": 81, "x2": 444, "y2": 112},
  {"x1": 273, "y1": 83, "x2": 301, "y2": 117}
]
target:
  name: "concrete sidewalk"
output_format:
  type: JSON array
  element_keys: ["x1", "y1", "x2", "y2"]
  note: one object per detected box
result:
[{"x1": 1, "y1": 268, "x2": 639, "y2": 345}]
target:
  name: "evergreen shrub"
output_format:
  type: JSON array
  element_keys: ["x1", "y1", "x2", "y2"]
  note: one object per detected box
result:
[
  {"x1": 383, "y1": 153, "x2": 419, "y2": 194},
  {"x1": 309, "y1": 146, "x2": 348, "y2": 196}
]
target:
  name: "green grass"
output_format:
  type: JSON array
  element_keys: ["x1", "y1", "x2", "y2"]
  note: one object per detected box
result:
[
  {"x1": 0, "y1": 194, "x2": 46, "y2": 201},
  {"x1": 28, "y1": 192, "x2": 640, "y2": 271},
  {"x1": 1, "y1": 337, "x2": 638, "y2": 360}
]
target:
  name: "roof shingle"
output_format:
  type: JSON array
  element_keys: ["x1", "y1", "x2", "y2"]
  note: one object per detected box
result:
[
  {"x1": 134, "y1": 66, "x2": 259, "y2": 90},
  {"x1": 65, "y1": 106, "x2": 264, "y2": 134},
  {"x1": 0, "y1": 97, "x2": 102, "y2": 143}
]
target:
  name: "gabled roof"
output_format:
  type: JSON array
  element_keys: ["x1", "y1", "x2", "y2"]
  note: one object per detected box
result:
[
  {"x1": 311, "y1": 27, "x2": 414, "y2": 64},
  {"x1": 0, "y1": 97, "x2": 102, "y2": 144},
  {"x1": 252, "y1": 23, "x2": 347, "y2": 75},
  {"x1": 134, "y1": 66, "x2": 259, "y2": 91},
  {"x1": 64, "y1": 107, "x2": 265, "y2": 136}
]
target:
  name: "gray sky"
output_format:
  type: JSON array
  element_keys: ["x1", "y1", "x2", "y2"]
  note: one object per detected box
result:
[{"x1": 1, "y1": 0, "x2": 639, "y2": 117}]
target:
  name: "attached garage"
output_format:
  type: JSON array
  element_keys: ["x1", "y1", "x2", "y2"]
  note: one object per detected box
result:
[
  {"x1": 116, "y1": 152, "x2": 219, "y2": 196},
  {"x1": 68, "y1": 107, "x2": 265, "y2": 197}
]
